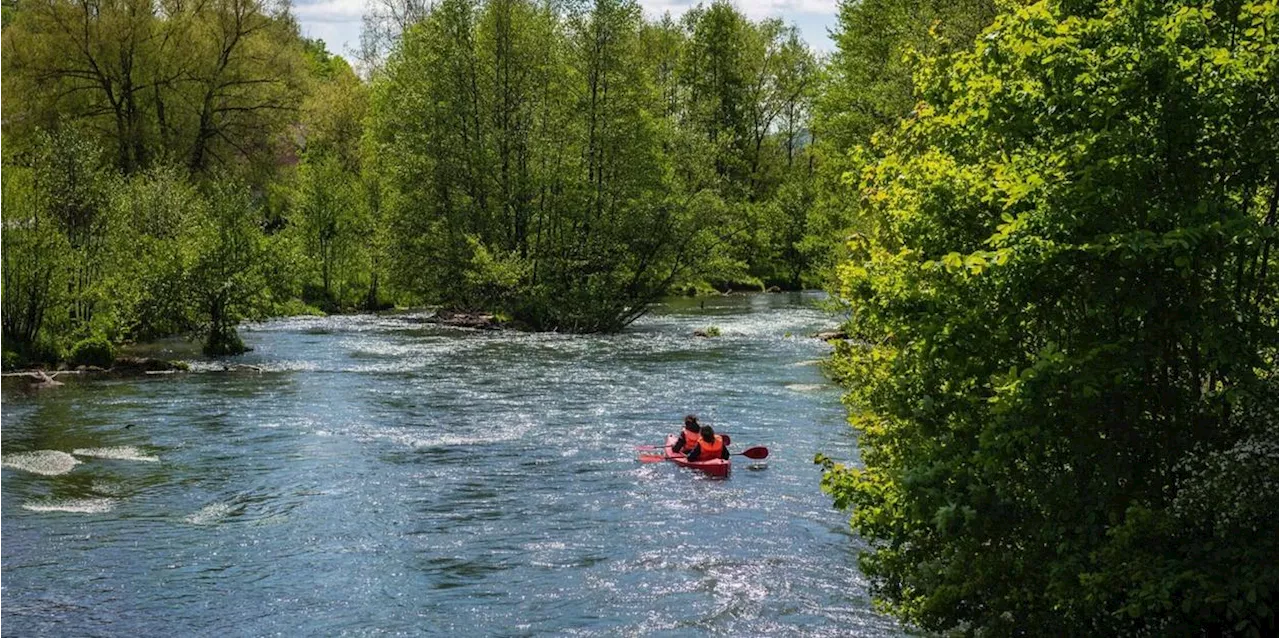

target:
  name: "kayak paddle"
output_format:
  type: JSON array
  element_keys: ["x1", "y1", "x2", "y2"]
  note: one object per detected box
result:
[
  {"x1": 734, "y1": 446, "x2": 769, "y2": 460},
  {"x1": 640, "y1": 445, "x2": 769, "y2": 460}
]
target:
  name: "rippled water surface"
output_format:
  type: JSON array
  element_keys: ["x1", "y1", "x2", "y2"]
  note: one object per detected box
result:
[{"x1": 2, "y1": 293, "x2": 902, "y2": 636}]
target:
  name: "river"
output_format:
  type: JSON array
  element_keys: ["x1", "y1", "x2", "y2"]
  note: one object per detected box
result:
[{"x1": 1, "y1": 292, "x2": 903, "y2": 636}]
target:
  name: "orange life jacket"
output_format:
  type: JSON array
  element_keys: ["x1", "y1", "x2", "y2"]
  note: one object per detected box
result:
[
  {"x1": 677, "y1": 430, "x2": 700, "y2": 451},
  {"x1": 693, "y1": 435, "x2": 724, "y2": 460}
]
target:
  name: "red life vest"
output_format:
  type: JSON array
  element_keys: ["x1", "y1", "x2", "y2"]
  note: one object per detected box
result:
[{"x1": 693, "y1": 435, "x2": 724, "y2": 460}]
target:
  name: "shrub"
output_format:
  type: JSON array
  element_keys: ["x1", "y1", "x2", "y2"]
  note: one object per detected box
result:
[
  {"x1": 68, "y1": 336, "x2": 115, "y2": 368},
  {"x1": 2, "y1": 349, "x2": 21, "y2": 371}
]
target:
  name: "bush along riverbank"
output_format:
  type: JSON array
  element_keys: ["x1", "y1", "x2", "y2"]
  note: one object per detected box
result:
[{"x1": 816, "y1": 0, "x2": 1278, "y2": 634}]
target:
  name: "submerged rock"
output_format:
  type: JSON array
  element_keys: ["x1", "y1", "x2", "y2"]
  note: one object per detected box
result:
[
  {"x1": 219, "y1": 363, "x2": 263, "y2": 373},
  {"x1": 428, "y1": 310, "x2": 501, "y2": 330},
  {"x1": 111, "y1": 357, "x2": 189, "y2": 374}
]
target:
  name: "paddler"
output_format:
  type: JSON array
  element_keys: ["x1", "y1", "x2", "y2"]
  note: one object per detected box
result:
[
  {"x1": 671, "y1": 415, "x2": 702, "y2": 454},
  {"x1": 685, "y1": 424, "x2": 729, "y2": 461}
]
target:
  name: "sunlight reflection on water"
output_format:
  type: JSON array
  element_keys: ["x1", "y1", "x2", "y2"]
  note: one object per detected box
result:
[{"x1": 1, "y1": 292, "x2": 902, "y2": 635}]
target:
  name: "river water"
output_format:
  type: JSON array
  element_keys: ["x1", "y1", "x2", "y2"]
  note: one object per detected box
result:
[{"x1": 1, "y1": 292, "x2": 903, "y2": 636}]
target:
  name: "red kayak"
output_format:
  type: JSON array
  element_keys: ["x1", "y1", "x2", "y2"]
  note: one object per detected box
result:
[{"x1": 638, "y1": 434, "x2": 730, "y2": 478}]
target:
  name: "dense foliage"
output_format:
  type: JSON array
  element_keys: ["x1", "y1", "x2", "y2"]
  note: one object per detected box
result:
[
  {"x1": 807, "y1": 0, "x2": 999, "y2": 284},
  {"x1": 818, "y1": 0, "x2": 1278, "y2": 634},
  {"x1": 1, "y1": 0, "x2": 821, "y2": 362},
  {"x1": 0, "y1": 0, "x2": 364, "y2": 361},
  {"x1": 369, "y1": 0, "x2": 820, "y2": 330}
]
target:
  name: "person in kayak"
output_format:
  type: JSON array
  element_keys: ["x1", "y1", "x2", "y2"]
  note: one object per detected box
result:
[
  {"x1": 685, "y1": 425, "x2": 729, "y2": 461},
  {"x1": 671, "y1": 415, "x2": 702, "y2": 454}
]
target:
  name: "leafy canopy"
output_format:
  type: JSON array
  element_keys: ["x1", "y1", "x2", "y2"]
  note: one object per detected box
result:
[{"x1": 819, "y1": 0, "x2": 1278, "y2": 634}]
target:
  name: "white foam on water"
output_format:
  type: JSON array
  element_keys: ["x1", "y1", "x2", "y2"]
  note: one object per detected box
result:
[
  {"x1": 181, "y1": 360, "x2": 225, "y2": 372},
  {"x1": 2, "y1": 450, "x2": 82, "y2": 476},
  {"x1": 72, "y1": 446, "x2": 160, "y2": 463},
  {"x1": 22, "y1": 498, "x2": 116, "y2": 514},
  {"x1": 185, "y1": 502, "x2": 234, "y2": 525},
  {"x1": 91, "y1": 480, "x2": 127, "y2": 496},
  {"x1": 376, "y1": 418, "x2": 537, "y2": 449},
  {"x1": 789, "y1": 359, "x2": 822, "y2": 367},
  {"x1": 784, "y1": 383, "x2": 828, "y2": 392}
]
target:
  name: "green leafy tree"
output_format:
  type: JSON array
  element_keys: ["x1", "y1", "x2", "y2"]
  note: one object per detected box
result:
[
  {"x1": 29, "y1": 130, "x2": 117, "y2": 339},
  {"x1": 819, "y1": 0, "x2": 1278, "y2": 634},
  {"x1": 3, "y1": 0, "x2": 308, "y2": 177},
  {"x1": 662, "y1": 3, "x2": 822, "y2": 290},
  {"x1": 184, "y1": 179, "x2": 270, "y2": 355},
  {"x1": 372, "y1": 0, "x2": 490, "y2": 303},
  {"x1": 1, "y1": 160, "x2": 69, "y2": 364},
  {"x1": 106, "y1": 164, "x2": 204, "y2": 340},
  {"x1": 0, "y1": 0, "x2": 15, "y2": 27},
  {"x1": 292, "y1": 153, "x2": 360, "y2": 308},
  {"x1": 807, "y1": 0, "x2": 998, "y2": 286},
  {"x1": 369, "y1": 0, "x2": 735, "y2": 330}
]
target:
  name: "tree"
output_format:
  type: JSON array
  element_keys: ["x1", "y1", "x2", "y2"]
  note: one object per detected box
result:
[
  {"x1": 527, "y1": 0, "x2": 680, "y2": 330},
  {"x1": 0, "y1": 0, "x2": 16, "y2": 27},
  {"x1": 2, "y1": 3, "x2": 365, "y2": 360},
  {"x1": 185, "y1": 0, "x2": 307, "y2": 174},
  {"x1": 372, "y1": 0, "x2": 494, "y2": 305},
  {"x1": 775, "y1": 27, "x2": 816, "y2": 172},
  {"x1": 106, "y1": 163, "x2": 204, "y2": 340},
  {"x1": 2, "y1": 0, "x2": 308, "y2": 176},
  {"x1": 1, "y1": 161, "x2": 68, "y2": 364},
  {"x1": 292, "y1": 152, "x2": 359, "y2": 308},
  {"x1": 184, "y1": 179, "x2": 270, "y2": 355},
  {"x1": 681, "y1": 1, "x2": 752, "y2": 192},
  {"x1": 300, "y1": 39, "x2": 369, "y2": 172},
  {"x1": 1, "y1": 0, "x2": 161, "y2": 172},
  {"x1": 358, "y1": 0, "x2": 429, "y2": 75},
  {"x1": 662, "y1": 3, "x2": 823, "y2": 290},
  {"x1": 806, "y1": 0, "x2": 998, "y2": 285},
  {"x1": 29, "y1": 130, "x2": 116, "y2": 336},
  {"x1": 369, "y1": 0, "x2": 729, "y2": 331},
  {"x1": 819, "y1": 0, "x2": 1278, "y2": 634},
  {"x1": 639, "y1": 14, "x2": 685, "y2": 121}
]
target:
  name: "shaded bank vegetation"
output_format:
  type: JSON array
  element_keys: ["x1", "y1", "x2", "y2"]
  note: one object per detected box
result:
[
  {"x1": 2, "y1": 0, "x2": 824, "y2": 364},
  {"x1": 816, "y1": 0, "x2": 1278, "y2": 635}
]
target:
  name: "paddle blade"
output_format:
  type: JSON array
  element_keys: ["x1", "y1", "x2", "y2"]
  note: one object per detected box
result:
[
  {"x1": 737, "y1": 446, "x2": 769, "y2": 460},
  {"x1": 638, "y1": 453, "x2": 667, "y2": 463}
]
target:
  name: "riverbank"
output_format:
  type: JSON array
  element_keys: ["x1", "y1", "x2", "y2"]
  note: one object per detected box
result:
[{"x1": 2, "y1": 284, "x2": 822, "y2": 375}]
